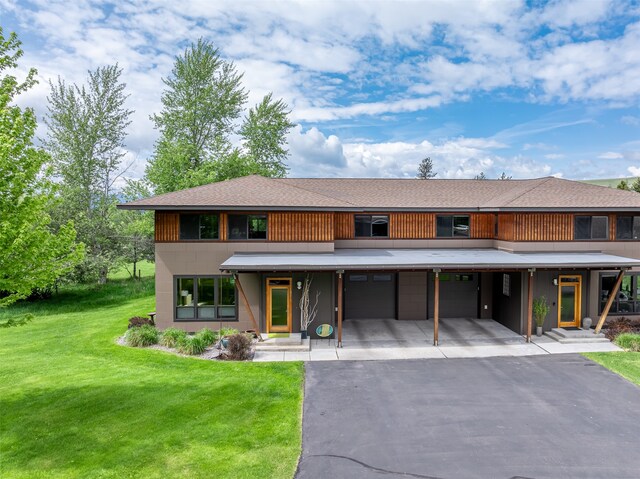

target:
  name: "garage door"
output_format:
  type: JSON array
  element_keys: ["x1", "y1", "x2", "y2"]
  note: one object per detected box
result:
[
  {"x1": 428, "y1": 272, "x2": 478, "y2": 318},
  {"x1": 345, "y1": 272, "x2": 396, "y2": 320}
]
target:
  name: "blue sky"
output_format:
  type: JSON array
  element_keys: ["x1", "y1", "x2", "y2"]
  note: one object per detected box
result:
[{"x1": 2, "y1": 0, "x2": 640, "y2": 181}]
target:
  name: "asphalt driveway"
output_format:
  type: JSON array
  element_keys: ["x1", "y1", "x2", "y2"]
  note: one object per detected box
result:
[{"x1": 296, "y1": 355, "x2": 640, "y2": 479}]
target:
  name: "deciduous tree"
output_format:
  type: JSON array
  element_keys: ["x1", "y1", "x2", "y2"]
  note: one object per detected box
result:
[
  {"x1": 44, "y1": 64, "x2": 133, "y2": 283},
  {"x1": 0, "y1": 28, "x2": 83, "y2": 305}
]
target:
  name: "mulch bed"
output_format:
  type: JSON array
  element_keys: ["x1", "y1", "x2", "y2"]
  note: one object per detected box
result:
[{"x1": 602, "y1": 317, "x2": 640, "y2": 341}]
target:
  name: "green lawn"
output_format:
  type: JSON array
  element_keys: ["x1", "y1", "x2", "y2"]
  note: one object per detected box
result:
[
  {"x1": 0, "y1": 276, "x2": 304, "y2": 479},
  {"x1": 584, "y1": 352, "x2": 640, "y2": 386}
]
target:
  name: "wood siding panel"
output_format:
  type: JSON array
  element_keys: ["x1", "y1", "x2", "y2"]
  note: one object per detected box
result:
[
  {"x1": 504, "y1": 213, "x2": 574, "y2": 241},
  {"x1": 268, "y1": 212, "x2": 334, "y2": 242},
  {"x1": 470, "y1": 213, "x2": 494, "y2": 239},
  {"x1": 497, "y1": 213, "x2": 515, "y2": 241},
  {"x1": 389, "y1": 213, "x2": 435, "y2": 239},
  {"x1": 335, "y1": 213, "x2": 354, "y2": 239},
  {"x1": 155, "y1": 212, "x2": 179, "y2": 242}
]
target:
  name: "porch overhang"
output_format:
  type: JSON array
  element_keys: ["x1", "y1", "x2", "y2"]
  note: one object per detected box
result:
[{"x1": 220, "y1": 248, "x2": 640, "y2": 272}]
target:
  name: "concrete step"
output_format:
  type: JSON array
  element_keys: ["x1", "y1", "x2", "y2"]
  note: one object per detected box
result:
[
  {"x1": 255, "y1": 338, "x2": 311, "y2": 352},
  {"x1": 544, "y1": 330, "x2": 610, "y2": 344}
]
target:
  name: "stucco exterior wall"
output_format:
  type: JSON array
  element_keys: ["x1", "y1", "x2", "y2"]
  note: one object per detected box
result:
[{"x1": 155, "y1": 242, "x2": 332, "y2": 331}]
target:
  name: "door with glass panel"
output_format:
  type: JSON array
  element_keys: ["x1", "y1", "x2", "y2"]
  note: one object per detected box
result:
[
  {"x1": 558, "y1": 275, "x2": 582, "y2": 328},
  {"x1": 266, "y1": 278, "x2": 292, "y2": 333}
]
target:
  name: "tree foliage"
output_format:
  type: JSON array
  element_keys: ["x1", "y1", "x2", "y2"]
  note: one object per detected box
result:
[
  {"x1": 0, "y1": 28, "x2": 83, "y2": 306},
  {"x1": 240, "y1": 93, "x2": 294, "y2": 178},
  {"x1": 474, "y1": 172, "x2": 487, "y2": 180},
  {"x1": 498, "y1": 172, "x2": 512, "y2": 180},
  {"x1": 618, "y1": 178, "x2": 640, "y2": 193},
  {"x1": 44, "y1": 64, "x2": 133, "y2": 283},
  {"x1": 416, "y1": 157, "x2": 437, "y2": 179},
  {"x1": 145, "y1": 39, "x2": 294, "y2": 194}
]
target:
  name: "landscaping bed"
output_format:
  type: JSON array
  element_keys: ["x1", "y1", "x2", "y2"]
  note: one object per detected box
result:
[{"x1": 117, "y1": 321, "x2": 257, "y2": 360}]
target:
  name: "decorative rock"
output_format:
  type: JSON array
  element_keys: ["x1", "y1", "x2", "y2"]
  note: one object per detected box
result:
[{"x1": 582, "y1": 317, "x2": 592, "y2": 330}]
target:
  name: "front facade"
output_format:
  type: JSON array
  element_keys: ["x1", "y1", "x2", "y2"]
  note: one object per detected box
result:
[{"x1": 121, "y1": 175, "x2": 640, "y2": 344}]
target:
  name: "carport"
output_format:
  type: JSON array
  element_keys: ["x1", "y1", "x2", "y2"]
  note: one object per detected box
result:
[{"x1": 222, "y1": 248, "x2": 638, "y2": 346}]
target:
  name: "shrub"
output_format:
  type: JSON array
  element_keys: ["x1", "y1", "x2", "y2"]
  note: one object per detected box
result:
[
  {"x1": 125, "y1": 325, "x2": 159, "y2": 347},
  {"x1": 614, "y1": 333, "x2": 640, "y2": 352},
  {"x1": 177, "y1": 335, "x2": 207, "y2": 355},
  {"x1": 128, "y1": 316, "x2": 154, "y2": 329},
  {"x1": 160, "y1": 328, "x2": 187, "y2": 348},
  {"x1": 224, "y1": 333, "x2": 253, "y2": 361},
  {"x1": 219, "y1": 327, "x2": 239, "y2": 338},
  {"x1": 603, "y1": 317, "x2": 640, "y2": 340},
  {"x1": 196, "y1": 328, "x2": 216, "y2": 346}
]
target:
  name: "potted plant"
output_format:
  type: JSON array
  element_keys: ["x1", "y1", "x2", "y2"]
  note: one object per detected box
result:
[
  {"x1": 299, "y1": 274, "x2": 320, "y2": 339},
  {"x1": 532, "y1": 296, "x2": 550, "y2": 336}
]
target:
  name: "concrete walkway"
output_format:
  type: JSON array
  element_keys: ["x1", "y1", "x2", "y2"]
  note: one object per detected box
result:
[{"x1": 253, "y1": 318, "x2": 620, "y2": 362}]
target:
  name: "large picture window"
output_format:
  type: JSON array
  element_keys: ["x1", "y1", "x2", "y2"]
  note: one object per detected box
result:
[
  {"x1": 599, "y1": 273, "x2": 640, "y2": 315},
  {"x1": 354, "y1": 215, "x2": 389, "y2": 237},
  {"x1": 436, "y1": 215, "x2": 470, "y2": 238},
  {"x1": 179, "y1": 214, "x2": 219, "y2": 240},
  {"x1": 616, "y1": 215, "x2": 640, "y2": 240},
  {"x1": 175, "y1": 276, "x2": 237, "y2": 321},
  {"x1": 228, "y1": 214, "x2": 267, "y2": 240},
  {"x1": 574, "y1": 215, "x2": 608, "y2": 240}
]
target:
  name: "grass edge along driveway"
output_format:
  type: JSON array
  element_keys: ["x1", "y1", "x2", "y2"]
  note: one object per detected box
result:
[
  {"x1": 0, "y1": 277, "x2": 304, "y2": 479},
  {"x1": 583, "y1": 351, "x2": 640, "y2": 386}
]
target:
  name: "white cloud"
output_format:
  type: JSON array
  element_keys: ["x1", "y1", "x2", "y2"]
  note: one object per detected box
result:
[
  {"x1": 628, "y1": 166, "x2": 640, "y2": 176},
  {"x1": 598, "y1": 151, "x2": 624, "y2": 159},
  {"x1": 287, "y1": 126, "x2": 347, "y2": 176},
  {"x1": 621, "y1": 115, "x2": 640, "y2": 126}
]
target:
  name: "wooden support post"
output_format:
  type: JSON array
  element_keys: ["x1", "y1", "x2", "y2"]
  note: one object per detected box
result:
[
  {"x1": 434, "y1": 270, "x2": 440, "y2": 346},
  {"x1": 526, "y1": 269, "x2": 534, "y2": 343},
  {"x1": 595, "y1": 270, "x2": 625, "y2": 334},
  {"x1": 233, "y1": 273, "x2": 261, "y2": 339},
  {"x1": 337, "y1": 272, "x2": 343, "y2": 348}
]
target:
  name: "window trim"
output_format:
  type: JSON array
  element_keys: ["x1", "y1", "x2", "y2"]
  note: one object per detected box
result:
[
  {"x1": 574, "y1": 215, "x2": 609, "y2": 241},
  {"x1": 178, "y1": 213, "x2": 220, "y2": 241},
  {"x1": 354, "y1": 214, "x2": 390, "y2": 238},
  {"x1": 616, "y1": 215, "x2": 640, "y2": 241},
  {"x1": 435, "y1": 214, "x2": 471, "y2": 238},
  {"x1": 174, "y1": 275, "x2": 238, "y2": 322},
  {"x1": 227, "y1": 214, "x2": 268, "y2": 241}
]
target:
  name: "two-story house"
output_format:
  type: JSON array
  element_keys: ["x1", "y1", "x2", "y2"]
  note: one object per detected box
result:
[{"x1": 119, "y1": 175, "x2": 640, "y2": 345}]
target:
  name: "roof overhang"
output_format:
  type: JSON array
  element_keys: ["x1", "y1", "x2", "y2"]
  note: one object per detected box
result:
[{"x1": 220, "y1": 248, "x2": 640, "y2": 272}]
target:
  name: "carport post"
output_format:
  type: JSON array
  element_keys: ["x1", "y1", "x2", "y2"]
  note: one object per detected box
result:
[
  {"x1": 526, "y1": 269, "x2": 534, "y2": 343},
  {"x1": 337, "y1": 271, "x2": 343, "y2": 348},
  {"x1": 434, "y1": 269, "x2": 440, "y2": 346}
]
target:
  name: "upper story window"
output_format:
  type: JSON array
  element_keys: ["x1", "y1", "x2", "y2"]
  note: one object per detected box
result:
[
  {"x1": 436, "y1": 215, "x2": 470, "y2": 238},
  {"x1": 355, "y1": 215, "x2": 389, "y2": 237},
  {"x1": 179, "y1": 214, "x2": 219, "y2": 240},
  {"x1": 616, "y1": 215, "x2": 640, "y2": 240},
  {"x1": 228, "y1": 214, "x2": 267, "y2": 240},
  {"x1": 574, "y1": 215, "x2": 608, "y2": 240}
]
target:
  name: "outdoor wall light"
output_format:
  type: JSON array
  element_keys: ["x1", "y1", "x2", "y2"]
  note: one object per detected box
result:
[
  {"x1": 553, "y1": 278, "x2": 558, "y2": 286},
  {"x1": 296, "y1": 281, "x2": 303, "y2": 290}
]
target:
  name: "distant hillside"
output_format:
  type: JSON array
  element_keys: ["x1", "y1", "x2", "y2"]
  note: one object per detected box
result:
[{"x1": 580, "y1": 177, "x2": 636, "y2": 188}]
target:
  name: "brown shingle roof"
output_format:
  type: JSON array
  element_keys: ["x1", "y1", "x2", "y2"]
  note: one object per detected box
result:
[{"x1": 119, "y1": 175, "x2": 640, "y2": 211}]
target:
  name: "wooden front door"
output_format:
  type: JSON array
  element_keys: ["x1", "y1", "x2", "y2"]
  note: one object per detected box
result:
[
  {"x1": 558, "y1": 275, "x2": 582, "y2": 328},
  {"x1": 266, "y1": 278, "x2": 292, "y2": 333}
]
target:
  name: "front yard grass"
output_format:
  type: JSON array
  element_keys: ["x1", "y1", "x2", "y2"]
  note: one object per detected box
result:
[
  {"x1": 584, "y1": 352, "x2": 640, "y2": 386},
  {"x1": 0, "y1": 277, "x2": 304, "y2": 479}
]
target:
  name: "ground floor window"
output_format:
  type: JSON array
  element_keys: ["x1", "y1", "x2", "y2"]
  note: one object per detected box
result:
[
  {"x1": 600, "y1": 272, "x2": 640, "y2": 315},
  {"x1": 175, "y1": 276, "x2": 237, "y2": 321}
]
